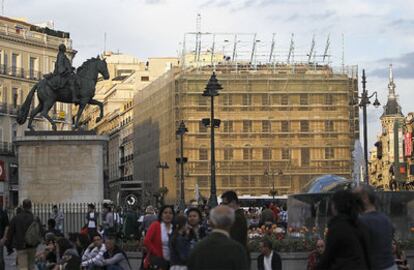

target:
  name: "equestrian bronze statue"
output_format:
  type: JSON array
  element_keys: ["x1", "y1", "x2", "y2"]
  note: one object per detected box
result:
[{"x1": 17, "y1": 44, "x2": 110, "y2": 130}]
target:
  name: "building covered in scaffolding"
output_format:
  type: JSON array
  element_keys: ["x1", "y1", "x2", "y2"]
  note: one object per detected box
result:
[{"x1": 133, "y1": 33, "x2": 359, "y2": 203}]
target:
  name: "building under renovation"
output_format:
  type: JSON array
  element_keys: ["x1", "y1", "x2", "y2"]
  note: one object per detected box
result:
[{"x1": 133, "y1": 33, "x2": 359, "y2": 203}]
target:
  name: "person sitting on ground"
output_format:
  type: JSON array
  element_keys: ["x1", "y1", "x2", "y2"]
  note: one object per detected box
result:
[
  {"x1": 187, "y1": 205, "x2": 249, "y2": 270},
  {"x1": 393, "y1": 239, "x2": 409, "y2": 270},
  {"x1": 81, "y1": 233, "x2": 106, "y2": 269},
  {"x1": 170, "y1": 215, "x2": 191, "y2": 270},
  {"x1": 307, "y1": 239, "x2": 325, "y2": 270},
  {"x1": 96, "y1": 236, "x2": 131, "y2": 270},
  {"x1": 45, "y1": 218, "x2": 63, "y2": 238},
  {"x1": 257, "y1": 237, "x2": 282, "y2": 270},
  {"x1": 68, "y1": 233, "x2": 90, "y2": 258},
  {"x1": 55, "y1": 237, "x2": 81, "y2": 270},
  {"x1": 35, "y1": 232, "x2": 57, "y2": 270}
]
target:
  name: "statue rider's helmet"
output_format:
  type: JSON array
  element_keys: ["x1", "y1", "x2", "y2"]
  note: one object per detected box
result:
[{"x1": 58, "y1": 44, "x2": 66, "y2": 53}]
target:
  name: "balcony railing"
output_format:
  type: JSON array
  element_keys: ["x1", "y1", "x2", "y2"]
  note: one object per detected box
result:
[
  {"x1": 120, "y1": 154, "x2": 134, "y2": 164},
  {"x1": 0, "y1": 65, "x2": 42, "y2": 81},
  {"x1": 0, "y1": 103, "x2": 21, "y2": 115},
  {"x1": 0, "y1": 141, "x2": 15, "y2": 155}
]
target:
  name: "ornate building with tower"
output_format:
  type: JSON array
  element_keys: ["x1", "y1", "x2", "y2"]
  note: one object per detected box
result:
[{"x1": 369, "y1": 65, "x2": 405, "y2": 188}]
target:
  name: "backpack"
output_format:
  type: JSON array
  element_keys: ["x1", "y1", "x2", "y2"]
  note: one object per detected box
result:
[{"x1": 25, "y1": 218, "x2": 42, "y2": 247}]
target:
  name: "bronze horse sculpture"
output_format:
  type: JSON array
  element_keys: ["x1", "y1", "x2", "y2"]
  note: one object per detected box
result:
[{"x1": 17, "y1": 56, "x2": 110, "y2": 130}]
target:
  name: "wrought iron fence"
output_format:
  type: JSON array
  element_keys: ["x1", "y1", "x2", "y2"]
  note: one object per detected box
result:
[{"x1": 9, "y1": 203, "x2": 104, "y2": 235}]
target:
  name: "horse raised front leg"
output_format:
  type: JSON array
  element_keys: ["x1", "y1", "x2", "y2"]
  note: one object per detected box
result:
[{"x1": 88, "y1": 99, "x2": 104, "y2": 123}]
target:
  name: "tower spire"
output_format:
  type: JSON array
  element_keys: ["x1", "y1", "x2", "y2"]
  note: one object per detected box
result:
[{"x1": 388, "y1": 64, "x2": 396, "y2": 98}]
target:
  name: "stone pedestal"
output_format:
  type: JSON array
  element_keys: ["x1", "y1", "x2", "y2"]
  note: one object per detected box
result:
[{"x1": 15, "y1": 131, "x2": 108, "y2": 204}]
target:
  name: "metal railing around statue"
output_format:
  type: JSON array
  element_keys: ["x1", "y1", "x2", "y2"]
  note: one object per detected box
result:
[{"x1": 9, "y1": 203, "x2": 103, "y2": 235}]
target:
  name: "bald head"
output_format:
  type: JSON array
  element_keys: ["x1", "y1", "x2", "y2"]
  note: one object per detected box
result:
[{"x1": 209, "y1": 205, "x2": 235, "y2": 231}]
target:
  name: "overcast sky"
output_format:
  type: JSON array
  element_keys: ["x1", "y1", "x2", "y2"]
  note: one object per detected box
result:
[{"x1": 6, "y1": 0, "x2": 414, "y2": 148}]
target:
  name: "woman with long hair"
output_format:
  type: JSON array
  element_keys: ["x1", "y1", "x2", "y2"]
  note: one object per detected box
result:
[
  {"x1": 169, "y1": 215, "x2": 191, "y2": 270},
  {"x1": 186, "y1": 208, "x2": 207, "y2": 249},
  {"x1": 317, "y1": 190, "x2": 372, "y2": 270},
  {"x1": 54, "y1": 238, "x2": 81, "y2": 270},
  {"x1": 144, "y1": 205, "x2": 175, "y2": 270}
]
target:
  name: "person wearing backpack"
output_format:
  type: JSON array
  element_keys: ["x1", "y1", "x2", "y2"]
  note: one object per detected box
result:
[{"x1": 6, "y1": 199, "x2": 41, "y2": 270}]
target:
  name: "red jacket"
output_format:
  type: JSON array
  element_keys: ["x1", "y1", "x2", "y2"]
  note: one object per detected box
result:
[{"x1": 144, "y1": 221, "x2": 163, "y2": 259}]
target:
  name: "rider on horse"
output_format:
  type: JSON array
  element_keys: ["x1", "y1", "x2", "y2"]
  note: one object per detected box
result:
[{"x1": 48, "y1": 44, "x2": 79, "y2": 103}]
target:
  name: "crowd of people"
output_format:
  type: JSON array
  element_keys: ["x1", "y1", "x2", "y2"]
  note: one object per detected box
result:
[{"x1": 0, "y1": 186, "x2": 410, "y2": 270}]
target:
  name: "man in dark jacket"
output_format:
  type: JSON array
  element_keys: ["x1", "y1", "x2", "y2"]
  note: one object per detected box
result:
[
  {"x1": 7, "y1": 199, "x2": 36, "y2": 269},
  {"x1": 220, "y1": 191, "x2": 248, "y2": 248},
  {"x1": 0, "y1": 206, "x2": 9, "y2": 269},
  {"x1": 257, "y1": 238, "x2": 282, "y2": 270},
  {"x1": 187, "y1": 205, "x2": 249, "y2": 270},
  {"x1": 355, "y1": 185, "x2": 396, "y2": 270}
]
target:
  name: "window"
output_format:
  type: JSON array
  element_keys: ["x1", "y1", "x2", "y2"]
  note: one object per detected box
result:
[
  {"x1": 281, "y1": 94, "x2": 289, "y2": 105},
  {"x1": 301, "y1": 148, "x2": 310, "y2": 166},
  {"x1": 223, "y1": 121, "x2": 233, "y2": 132},
  {"x1": 262, "y1": 94, "x2": 269, "y2": 105},
  {"x1": 243, "y1": 120, "x2": 252, "y2": 132},
  {"x1": 141, "y1": 76, "x2": 149, "y2": 81},
  {"x1": 222, "y1": 176, "x2": 237, "y2": 187},
  {"x1": 197, "y1": 176, "x2": 208, "y2": 187},
  {"x1": 242, "y1": 94, "x2": 252, "y2": 106},
  {"x1": 281, "y1": 148, "x2": 290, "y2": 160},
  {"x1": 3, "y1": 52, "x2": 7, "y2": 69},
  {"x1": 242, "y1": 176, "x2": 250, "y2": 186},
  {"x1": 223, "y1": 94, "x2": 232, "y2": 106},
  {"x1": 198, "y1": 95, "x2": 207, "y2": 106},
  {"x1": 281, "y1": 121, "x2": 289, "y2": 132},
  {"x1": 29, "y1": 57, "x2": 37, "y2": 79},
  {"x1": 300, "y1": 120, "x2": 309, "y2": 132},
  {"x1": 300, "y1": 94, "x2": 308, "y2": 105},
  {"x1": 262, "y1": 120, "x2": 271, "y2": 133},
  {"x1": 325, "y1": 148, "x2": 334, "y2": 159},
  {"x1": 3, "y1": 86, "x2": 7, "y2": 104},
  {"x1": 199, "y1": 121, "x2": 207, "y2": 133},
  {"x1": 263, "y1": 148, "x2": 272, "y2": 160},
  {"x1": 243, "y1": 145, "x2": 253, "y2": 160},
  {"x1": 11, "y1": 53, "x2": 18, "y2": 75},
  {"x1": 325, "y1": 94, "x2": 333, "y2": 105},
  {"x1": 224, "y1": 146, "x2": 233, "y2": 160},
  {"x1": 199, "y1": 148, "x2": 208, "y2": 160},
  {"x1": 12, "y1": 87, "x2": 18, "y2": 108},
  {"x1": 325, "y1": 120, "x2": 334, "y2": 132}
]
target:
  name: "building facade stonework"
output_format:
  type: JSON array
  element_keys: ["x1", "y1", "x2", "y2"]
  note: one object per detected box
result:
[
  {"x1": 134, "y1": 64, "x2": 359, "y2": 203},
  {"x1": 81, "y1": 52, "x2": 179, "y2": 204}
]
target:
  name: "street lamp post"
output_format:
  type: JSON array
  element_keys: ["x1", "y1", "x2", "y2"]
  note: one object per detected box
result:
[
  {"x1": 176, "y1": 121, "x2": 188, "y2": 210},
  {"x1": 359, "y1": 69, "x2": 381, "y2": 184},
  {"x1": 202, "y1": 72, "x2": 222, "y2": 208},
  {"x1": 156, "y1": 162, "x2": 169, "y2": 188},
  {"x1": 264, "y1": 168, "x2": 283, "y2": 200}
]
